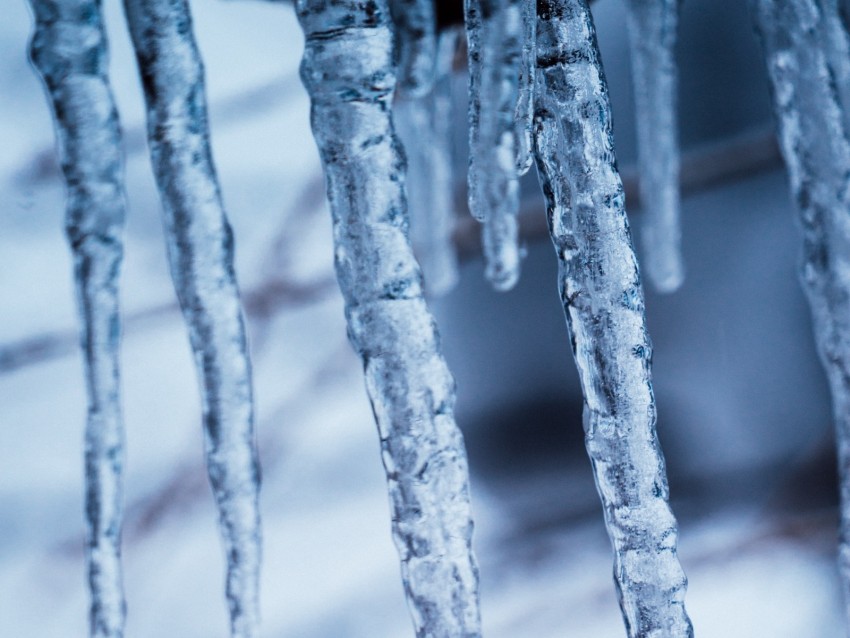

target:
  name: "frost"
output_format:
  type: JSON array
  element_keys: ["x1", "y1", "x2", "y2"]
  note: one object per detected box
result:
[
  {"x1": 27, "y1": 1, "x2": 128, "y2": 636},
  {"x1": 532, "y1": 0, "x2": 693, "y2": 635},
  {"x1": 296, "y1": 0, "x2": 482, "y2": 635},
  {"x1": 123, "y1": 1, "x2": 262, "y2": 636}
]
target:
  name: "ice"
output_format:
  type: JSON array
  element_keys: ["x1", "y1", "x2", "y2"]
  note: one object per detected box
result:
[
  {"x1": 27, "y1": 1, "x2": 128, "y2": 636},
  {"x1": 464, "y1": 0, "x2": 523, "y2": 291},
  {"x1": 394, "y1": 27, "x2": 462, "y2": 296},
  {"x1": 516, "y1": 0, "x2": 536, "y2": 175},
  {"x1": 296, "y1": 0, "x2": 482, "y2": 635},
  {"x1": 625, "y1": 0, "x2": 684, "y2": 293},
  {"x1": 532, "y1": 0, "x2": 693, "y2": 635},
  {"x1": 750, "y1": 0, "x2": 850, "y2": 628},
  {"x1": 122, "y1": 1, "x2": 262, "y2": 636},
  {"x1": 390, "y1": 0, "x2": 438, "y2": 97}
]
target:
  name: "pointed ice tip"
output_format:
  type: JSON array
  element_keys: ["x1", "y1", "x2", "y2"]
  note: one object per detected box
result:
[
  {"x1": 648, "y1": 264, "x2": 685, "y2": 294},
  {"x1": 486, "y1": 263, "x2": 521, "y2": 292}
]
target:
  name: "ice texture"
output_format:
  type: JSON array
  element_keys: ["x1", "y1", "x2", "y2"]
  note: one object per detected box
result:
[
  {"x1": 516, "y1": 0, "x2": 536, "y2": 175},
  {"x1": 395, "y1": 27, "x2": 462, "y2": 296},
  {"x1": 296, "y1": 1, "x2": 482, "y2": 635},
  {"x1": 819, "y1": 0, "x2": 850, "y2": 131},
  {"x1": 28, "y1": 1, "x2": 128, "y2": 636},
  {"x1": 122, "y1": 1, "x2": 262, "y2": 636},
  {"x1": 625, "y1": 0, "x2": 684, "y2": 293},
  {"x1": 389, "y1": 0, "x2": 438, "y2": 97},
  {"x1": 532, "y1": 1, "x2": 693, "y2": 635},
  {"x1": 464, "y1": 0, "x2": 523, "y2": 291},
  {"x1": 750, "y1": 0, "x2": 850, "y2": 627}
]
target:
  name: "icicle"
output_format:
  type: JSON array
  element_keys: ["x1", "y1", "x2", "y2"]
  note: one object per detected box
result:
[
  {"x1": 390, "y1": 0, "x2": 438, "y2": 97},
  {"x1": 464, "y1": 0, "x2": 523, "y2": 291},
  {"x1": 296, "y1": 1, "x2": 482, "y2": 635},
  {"x1": 516, "y1": 0, "x2": 536, "y2": 175},
  {"x1": 532, "y1": 1, "x2": 693, "y2": 635},
  {"x1": 122, "y1": 1, "x2": 261, "y2": 636},
  {"x1": 624, "y1": 0, "x2": 684, "y2": 293},
  {"x1": 28, "y1": 2, "x2": 128, "y2": 636},
  {"x1": 395, "y1": 27, "x2": 462, "y2": 295},
  {"x1": 820, "y1": 0, "x2": 850, "y2": 132},
  {"x1": 750, "y1": 0, "x2": 850, "y2": 628}
]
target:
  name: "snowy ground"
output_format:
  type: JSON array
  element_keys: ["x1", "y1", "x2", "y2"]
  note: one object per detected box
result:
[{"x1": 1, "y1": 0, "x2": 846, "y2": 636}]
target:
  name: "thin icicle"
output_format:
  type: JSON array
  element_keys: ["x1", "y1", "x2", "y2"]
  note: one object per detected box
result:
[
  {"x1": 532, "y1": 1, "x2": 693, "y2": 635},
  {"x1": 465, "y1": 0, "x2": 523, "y2": 291},
  {"x1": 296, "y1": 1, "x2": 482, "y2": 635},
  {"x1": 625, "y1": 0, "x2": 684, "y2": 293},
  {"x1": 390, "y1": 0, "x2": 438, "y2": 97},
  {"x1": 395, "y1": 27, "x2": 462, "y2": 295},
  {"x1": 122, "y1": 1, "x2": 261, "y2": 636},
  {"x1": 750, "y1": 0, "x2": 850, "y2": 627},
  {"x1": 28, "y1": 2, "x2": 127, "y2": 636},
  {"x1": 516, "y1": 0, "x2": 536, "y2": 175}
]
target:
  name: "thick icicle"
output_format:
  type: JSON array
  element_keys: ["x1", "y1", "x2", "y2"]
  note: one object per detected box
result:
[
  {"x1": 750, "y1": 0, "x2": 850, "y2": 627},
  {"x1": 28, "y1": 2, "x2": 128, "y2": 636},
  {"x1": 296, "y1": 1, "x2": 482, "y2": 635},
  {"x1": 625, "y1": 0, "x2": 684, "y2": 293},
  {"x1": 395, "y1": 27, "x2": 462, "y2": 295},
  {"x1": 516, "y1": 0, "x2": 536, "y2": 175},
  {"x1": 464, "y1": 0, "x2": 523, "y2": 290},
  {"x1": 122, "y1": 1, "x2": 261, "y2": 636},
  {"x1": 390, "y1": 0, "x2": 438, "y2": 97},
  {"x1": 532, "y1": 1, "x2": 693, "y2": 635}
]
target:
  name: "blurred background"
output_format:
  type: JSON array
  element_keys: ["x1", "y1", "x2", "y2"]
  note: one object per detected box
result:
[{"x1": 0, "y1": 0, "x2": 845, "y2": 635}]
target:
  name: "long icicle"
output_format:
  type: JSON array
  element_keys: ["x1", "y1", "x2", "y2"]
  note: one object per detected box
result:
[
  {"x1": 122, "y1": 1, "x2": 261, "y2": 636},
  {"x1": 750, "y1": 0, "x2": 850, "y2": 628},
  {"x1": 532, "y1": 1, "x2": 693, "y2": 635},
  {"x1": 396, "y1": 27, "x2": 462, "y2": 295},
  {"x1": 465, "y1": 0, "x2": 523, "y2": 291},
  {"x1": 28, "y1": 2, "x2": 128, "y2": 636},
  {"x1": 296, "y1": 1, "x2": 482, "y2": 635},
  {"x1": 390, "y1": 0, "x2": 438, "y2": 97},
  {"x1": 624, "y1": 0, "x2": 685, "y2": 293}
]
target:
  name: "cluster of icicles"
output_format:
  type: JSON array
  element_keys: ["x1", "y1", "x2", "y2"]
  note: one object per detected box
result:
[{"x1": 26, "y1": 0, "x2": 850, "y2": 635}]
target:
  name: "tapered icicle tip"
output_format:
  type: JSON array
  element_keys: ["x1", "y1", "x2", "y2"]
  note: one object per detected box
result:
[
  {"x1": 465, "y1": 0, "x2": 525, "y2": 290},
  {"x1": 642, "y1": 232, "x2": 685, "y2": 294},
  {"x1": 626, "y1": 0, "x2": 685, "y2": 295}
]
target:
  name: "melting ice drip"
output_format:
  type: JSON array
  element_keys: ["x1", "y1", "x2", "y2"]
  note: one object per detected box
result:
[{"x1": 28, "y1": 0, "x2": 262, "y2": 637}]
